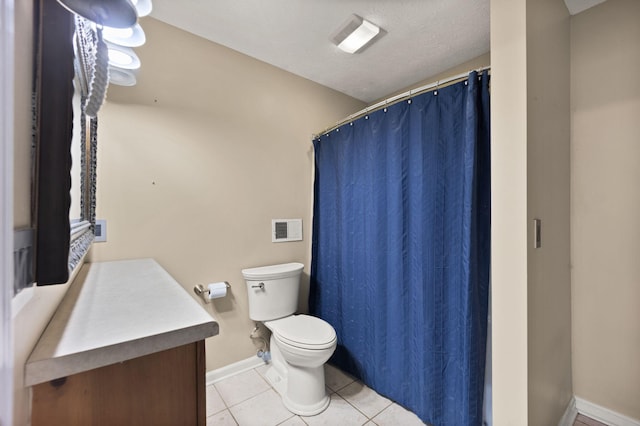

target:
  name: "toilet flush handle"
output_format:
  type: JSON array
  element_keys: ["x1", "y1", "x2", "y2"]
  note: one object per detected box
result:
[{"x1": 252, "y1": 282, "x2": 265, "y2": 290}]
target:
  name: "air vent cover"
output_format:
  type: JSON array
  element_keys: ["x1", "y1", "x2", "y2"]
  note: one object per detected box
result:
[{"x1": 272, "y1": 219, "x2": 302, "y2": 243}]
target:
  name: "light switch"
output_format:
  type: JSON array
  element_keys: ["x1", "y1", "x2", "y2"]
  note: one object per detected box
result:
[{"x1": 533, "y1": 218, "x2": 541, "y2": 249}]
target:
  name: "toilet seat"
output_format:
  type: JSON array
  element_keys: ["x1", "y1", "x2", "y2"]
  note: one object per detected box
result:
[{"x1": 266, "y1": 314, "x2": 337, "y2": 350}]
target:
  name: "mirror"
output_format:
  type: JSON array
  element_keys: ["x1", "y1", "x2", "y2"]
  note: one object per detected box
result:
[
  {"x1": 69, "y1": 93, "x2": 83, "y2": 221},
  {"x1": 34, "y1": 0, "x2": 96, "y2": 285}
]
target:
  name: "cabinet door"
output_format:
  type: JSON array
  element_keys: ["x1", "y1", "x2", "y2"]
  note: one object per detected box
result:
[{"x1": 32, "y1": 341, "x2": 206, "y2": 426}]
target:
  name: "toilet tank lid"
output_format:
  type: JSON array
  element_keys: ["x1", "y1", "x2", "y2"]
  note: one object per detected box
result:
[{"x1": 241, "y1": 262, "x2": 304, "y2": 280}]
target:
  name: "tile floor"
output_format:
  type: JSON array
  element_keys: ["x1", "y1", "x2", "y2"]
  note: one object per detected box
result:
[
  {"x1": 206, "y1": 363, "x2": 426, "y2": 426},
  {"x1": 206, "y1": 362, "x2": 608, "y2": 426}
]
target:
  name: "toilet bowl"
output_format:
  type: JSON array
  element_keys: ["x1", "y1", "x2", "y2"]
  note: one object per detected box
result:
[
  {"x1": 242, "y1": 263, "x2": 337, "y2": 416},
  {"x1": 264, "y1": 315, "x2": 337, "y2": 415}
]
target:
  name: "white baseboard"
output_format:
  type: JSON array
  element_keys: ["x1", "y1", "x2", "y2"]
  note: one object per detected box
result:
[
  {"x1": 559, "y1": 396, "x2": 578, "y2": 426},
  {"x1": 575, "y1": 396, "x2": 640, "y2": 426},
  {"x1": 206, "y1": 356, "x2": 266, "y2": 385}
]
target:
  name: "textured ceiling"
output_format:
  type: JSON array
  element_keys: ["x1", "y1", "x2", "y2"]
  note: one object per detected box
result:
[
  {"x1": 564, "y1": 0, "x2": 607, "y2": 15},
  {"x1": 150, "y1": 0, "x2": 490, "y2": 102},
  {"x1": 150, "y1": 1, "x2": 604, "y2": 103}
]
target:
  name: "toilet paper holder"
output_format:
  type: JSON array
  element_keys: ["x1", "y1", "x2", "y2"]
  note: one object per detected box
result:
[{"x1": 193, "y1": 282, "x2": 230, "y2": 304}]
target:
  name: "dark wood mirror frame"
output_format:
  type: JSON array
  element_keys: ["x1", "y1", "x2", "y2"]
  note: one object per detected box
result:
[{"x1": 33, "y1": 0, "x2": 78, "y2": 285}]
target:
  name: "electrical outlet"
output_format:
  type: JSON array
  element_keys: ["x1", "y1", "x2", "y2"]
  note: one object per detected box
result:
[{"x1": 95, "y1": 219, "x2": 107, "y2": 242}]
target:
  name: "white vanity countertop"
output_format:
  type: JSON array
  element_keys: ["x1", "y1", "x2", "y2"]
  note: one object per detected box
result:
[{"x1": 25, "y1": 258, "x2": 219, "y2": 386}]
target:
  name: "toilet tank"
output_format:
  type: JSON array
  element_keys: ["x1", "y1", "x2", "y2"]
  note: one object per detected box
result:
[{"x1": 242, "y1": 262, "x2": 304, "y2": 321}]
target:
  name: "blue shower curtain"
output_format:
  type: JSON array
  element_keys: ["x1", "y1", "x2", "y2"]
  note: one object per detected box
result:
[{"x1": 310, "y1": 72, "x2": 490, "y2": 426}]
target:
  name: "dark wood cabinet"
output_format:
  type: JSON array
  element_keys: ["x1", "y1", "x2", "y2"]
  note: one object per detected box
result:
[{"x1": 32, "y1": 341, "x2": 206, "y2": 426}]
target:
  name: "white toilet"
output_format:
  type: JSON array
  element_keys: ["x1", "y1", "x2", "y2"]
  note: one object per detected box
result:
[{"x1": 242, "y1": 262, "x2": 337, "y2": 416}]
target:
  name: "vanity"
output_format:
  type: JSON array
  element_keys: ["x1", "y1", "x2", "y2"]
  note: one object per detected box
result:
[{"x1": 25, "y1": 259, "x2": 218, "y2": 425}]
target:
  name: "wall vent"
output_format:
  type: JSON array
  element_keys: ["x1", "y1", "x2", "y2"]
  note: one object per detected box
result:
[{"x1": 272, "y1": 219, "x2": 302, "y2": 243}]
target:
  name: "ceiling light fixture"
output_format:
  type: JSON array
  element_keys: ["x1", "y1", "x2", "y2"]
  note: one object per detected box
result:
[
  {"x1": 106, "y1": 42, "x2": 141, "y2": 69},
  {"x1": 56, "y1": 0, "x2": 137, "y2": 28},
  {"x1": 109, "y1": 66, "x2": 137, "y2": 86},
  {"x1": 131, "y1": 0, "x2": 152, "y2": 17},
  {"x1": 331, "y1": 14, "x2": 383, "y2": 54},
  {"x1": 103, "y1": 22, "x2": 146, "y2": 47}
]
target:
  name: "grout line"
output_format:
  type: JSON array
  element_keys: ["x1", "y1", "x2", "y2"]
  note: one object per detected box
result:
[
  {"x1": 334, "y1": 380, "x2": 395, "y2": 421},
  {"x1": 335, "y1": 389, "x2": 373, "y2": 420},
  {"x1": 232, "y1": 386, "x2": 274, "y2": 409},
  {"x1": 274, "y1": 413, "x2": 299, "y2": 426},
  {"x1": 204, "y1": 408, "x2": 239, "y2": 425},
  {"x1": 213, "y1": 367, "x2": 276, "y2": 409},
  {"x1": 227, "y1": 408, "x2": 241, "y2": 426},
  {"x1": 326, "y1": 376, "x2": 357, "y2": 394},
  {"x1": 212, "y1": 364, "x2": 411, "y2": 426}
]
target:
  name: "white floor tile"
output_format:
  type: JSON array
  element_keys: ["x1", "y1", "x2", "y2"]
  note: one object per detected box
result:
[
  {"x1": 207, "y1": 384, "x2": 227, "y2": 416},
  {"x1": 372, "y1": 403, "x2": 426, "y2": 426},
  {"x1": 207, "y1": 363, "x2": 426, "y2": 426},
  {"x1": 255, "y1": 363, "x2": 270, "y2": 380},
  {"x1": 302, "y1": 394, "x2": 368, "y2": 426},
  {"x1": 337, "y1": 381, "x2": 392, "y2": 418},
  {"x1": 215, "y1": 369, "x2": 271, "y2": 407},
  {"x1": 229, "y1": 389, "x2": 294, "y2": 426},
  {"x1": 324, "y1": 363, "x2": 355, "y2": 392},
  {"x1": 207, "y1": 409, "x2": 239, "y2": 426},
  {"x1": 278, "y1": 416, "x2": 307, "y2": 425}
]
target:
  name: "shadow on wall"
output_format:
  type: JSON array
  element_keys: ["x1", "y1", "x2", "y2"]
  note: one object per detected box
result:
[
  {"x1": 211, "y1": 289, "x2": 235, "y2": 313},
  {"x1": 298, "y1": 272, "x2": 311, "y2": 314}
]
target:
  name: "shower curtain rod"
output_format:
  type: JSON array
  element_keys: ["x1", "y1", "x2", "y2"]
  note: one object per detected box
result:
[{"x1": 313, "y1": 66, "x2": 491, "y2": 139}]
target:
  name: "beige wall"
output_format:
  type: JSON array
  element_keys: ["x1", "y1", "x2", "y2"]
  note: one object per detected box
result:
[
  {"x1": 526, "y1": 0, "x2": 573, "y2": 424},
  {"x1": 13, "y1": 0, "x2": 33, "y2": 228},
  {"x1": 89, "y1": 18, "x2": 365, "y2": 370},
  {"x1": 571, "y1": 0, "x2": 640, "y2": 420},
  {"x1": 372, "y1": 52, "x2": 490, "y2": 104},
  {"x1": 490, "y1": 0, "x2": 529, "y2": 423},
  {"x1": 11, "y1": 2, "x2": 77, "y2": 425},
  {"x1": 20, "y1": 2, "x2": 640, "y2": 424},
  {"x1": 491, "y1": 0, "x2": 573, "y2": 424}
]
